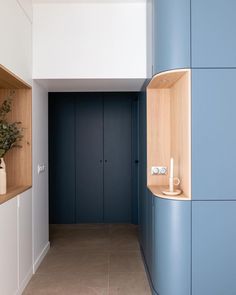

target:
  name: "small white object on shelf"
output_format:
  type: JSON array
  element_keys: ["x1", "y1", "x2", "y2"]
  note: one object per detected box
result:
[
  {"x1": 162, "y1": 157, "x2": 182, "y2": 196},
  {"x1": 0, "y1": 158, "x2": 6, "y2": 195}
]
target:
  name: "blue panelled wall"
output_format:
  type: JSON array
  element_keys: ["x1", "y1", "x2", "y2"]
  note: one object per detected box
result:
[
  {"x1": 139, "y1": 1, "x2": 236, "y2": 294},
  {"x1": 153, "y1": 0, "x2": 190, "y2": 74}
]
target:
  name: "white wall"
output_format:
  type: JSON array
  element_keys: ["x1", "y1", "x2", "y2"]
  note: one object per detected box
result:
[
  {"x1": 18, "y1": 0, "x2": 33, "y2": 21},
  {"x1": 0, "y1": 0, "x2": 50, "y2": 276},
  {"x1": 33, "y1": 0, "x2": 147, "y2": 79},
  {"x1": 18, "y1": 189, "x2": 33, "y2": 294},
  {"x1": 32, "y1": 80, "x2": 49, "y2": 271},
  {"x1": 0, "y1": 0, "x2": 32, "y2": 84}
]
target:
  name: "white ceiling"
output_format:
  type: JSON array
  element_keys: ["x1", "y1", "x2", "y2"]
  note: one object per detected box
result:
[{"x1": 34, "y1": 79, "x2": 147, "y2": 92}]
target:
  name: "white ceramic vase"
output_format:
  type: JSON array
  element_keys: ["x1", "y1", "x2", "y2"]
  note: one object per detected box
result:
[{"x1": 0, "y1": 158, "x2": 6, "y2": 195}]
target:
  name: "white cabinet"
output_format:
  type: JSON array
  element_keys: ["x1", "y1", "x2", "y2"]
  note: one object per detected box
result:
[
  {"x1": 0, "y1": 0, "x2": 32, "y2": 84},
  {"x1": 0, "y1": 189, "x2": 33, "y2": 295},
  {"x1": 0, "y1": 198, "x2": 18, "y2": 295},
  {"x1": 33, "y1": 2, "x2": 146, "y2": 80},
  {"x1": 19, "y1": 189, "x2": 33, "y2": 293}
]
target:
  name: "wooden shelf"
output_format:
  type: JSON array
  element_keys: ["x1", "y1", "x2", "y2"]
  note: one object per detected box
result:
[
  {"x1": 0, "y1": 64, "x2": 31, "y2": 89},
  {"x1": 147, "y1": 69, "x2": 191, "y2": 200},
  {"x1": 0, "y1": 64, "x2": 32, "y2": 204},
  {"x1": 0, "y1": 185, "x2": 32, "y2": 205},
  {"x1": 148, "y1": 185, "x2": 190, "y2": 201}
]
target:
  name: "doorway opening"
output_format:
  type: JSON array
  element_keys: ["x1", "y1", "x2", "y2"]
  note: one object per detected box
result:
[
  {"x1": 49, "y1": 92, "x2": 139, "y2": 224},
  {"x1": 24, "y1": 91, "x2": 152, "y2": 294}
]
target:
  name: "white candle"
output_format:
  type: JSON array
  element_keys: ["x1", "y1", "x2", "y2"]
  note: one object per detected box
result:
[{"x1": 170, "y1": 157, "x2": 174, "y2": 178}]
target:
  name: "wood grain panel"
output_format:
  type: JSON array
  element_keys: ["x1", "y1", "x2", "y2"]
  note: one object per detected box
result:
[
  {"x1": 0, "y1": 65, "x2": 31, "y2": 89},
  {"x1": 170, "y1": 71, "x2": 191, "y2": 198},
  {"x1": 0, "y1": 65, "x2": 32, "y2": 204},
  {"x1": 148, "y1": 185, "x2": 189, "y2": 200},
  {"x1": 0, "y1": 186, "x2": 31, "y2": 205},
  {"x1": 147, "y1": 89, "x2": 170, "y2": 186},
  {"x1": 148, "y1": 69, "x2": 187, "y2": 89},
  {"x1": 147, "y1": 69, "x2": 191, "y2": 200}
]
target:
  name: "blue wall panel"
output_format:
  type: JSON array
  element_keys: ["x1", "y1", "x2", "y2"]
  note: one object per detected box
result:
[
  {"x1": 138, "y1": 91, "x2": 148, "y2": 250},
  {"x1": 153, "y1": 0, "x2": 190, "y2": 74},
  {"x1": 192, "y1": 201, "x2": 236, "y2": 295},
  {"x1": 148, "y1": 1, "x2": 236, "y2": 294},
  {"x1": 49, "y1": 93, "x2": 76, "y2": 224},
  {"x1": 192, "y1": 0, "x2": 236, "y2": 68},
  {"x1": 192, "y1": 69, "x2": 236, "y2": 200},
  {"x1": 152, "y1": 197, "x2": 191, "y2": 295}
]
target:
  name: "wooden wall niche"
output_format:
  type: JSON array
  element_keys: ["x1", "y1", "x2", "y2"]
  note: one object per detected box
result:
[
  {"x1": 147, "y1": 69, "x2": 191, "y2": 199},
  {"x1": 0, "y1": 65, "x2": 32, "y2": 204}
]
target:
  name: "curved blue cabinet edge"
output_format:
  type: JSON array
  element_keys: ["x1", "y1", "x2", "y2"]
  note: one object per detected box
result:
[
  {"x1": 140, "y1": 245, "x2": 159, "y2": 295},
  {"x1": 153, "y1": 0, "x2": 191, "y2": 75},
  {"x1": 140, "y1": 190, "x2": 191, "y2": 295}
]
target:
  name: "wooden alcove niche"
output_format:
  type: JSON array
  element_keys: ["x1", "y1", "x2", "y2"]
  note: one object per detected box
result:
[
  {"x1": 147, "y1": 69, "x2": 191, "y2": 200},
  {"x1": 0, "y1": 65, "x2": 32, "y2": 204}
]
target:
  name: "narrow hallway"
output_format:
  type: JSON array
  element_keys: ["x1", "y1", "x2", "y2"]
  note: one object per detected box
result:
[{"x1": 24, "y1": 224, "x2": 151, "y2": 295}]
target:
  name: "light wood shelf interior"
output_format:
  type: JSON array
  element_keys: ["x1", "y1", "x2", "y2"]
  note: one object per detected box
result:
[
  {"x1": 0, "y1": 64, "x2": 32, "y2": 204},
  {"x1": 147, "y1": 69, "x2": 191, "y2": 200}
]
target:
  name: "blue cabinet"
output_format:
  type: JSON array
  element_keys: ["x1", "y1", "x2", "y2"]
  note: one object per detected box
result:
[
  {"x1": 138, "y1": 91, "x2": 148, "y2": 251},
  {"x1": 153, "y1": 0, "x2": 190, "y2": 74},
  {"x1": 144, "y1": 191, "x2": 154, "y2": 275},
  {"x1": 148, "y1": 1, "x2": 236, "y2": 295},
  {"x1": 152, "y1": 197, "x2": 191, "y2": 295},
  {"x1": 192, "y1": 69, "x2": 236, "y2": 200},
  {"x1": 192, "y1": 201, "x2": 236, "y2": 295},
  {"x1": 141, "y1": 193, "x2": 191, "y2": 295},
  {"x1": 191, "y1": 0, "x2": 236, "y2": 68}
]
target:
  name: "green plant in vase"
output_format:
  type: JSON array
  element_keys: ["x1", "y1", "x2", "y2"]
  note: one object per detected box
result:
[{"x1": 0, "y1": 92, "x2": 23, "y2": 194}]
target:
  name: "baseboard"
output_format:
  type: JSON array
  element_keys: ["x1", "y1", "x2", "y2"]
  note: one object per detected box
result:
[
  {"x1": 15, "y1": 266, "x2": 33, "y2": 295},
  {"x1": 33, "y1": 241, "x2": 50, "y2": 273}
]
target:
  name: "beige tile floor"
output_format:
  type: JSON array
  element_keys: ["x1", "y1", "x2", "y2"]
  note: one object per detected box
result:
[{"x1": 24, "y1": 224, "x2": 151, "y2": 295}]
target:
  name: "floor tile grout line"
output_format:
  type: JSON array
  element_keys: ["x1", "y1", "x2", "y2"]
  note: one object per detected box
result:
[{"x1": 24, "y1": 224, "x2": 150, "y2": 294}]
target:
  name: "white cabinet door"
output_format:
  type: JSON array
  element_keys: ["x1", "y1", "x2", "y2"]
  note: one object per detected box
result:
[
  {"x1": 18, "y1": 189, "x2": 33, "y2": 291},
  {"x1": 0, "y1": 198, "x2": 18, "y2": 295}
]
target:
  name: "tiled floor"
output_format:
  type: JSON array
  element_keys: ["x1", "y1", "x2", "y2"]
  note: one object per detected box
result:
[{"x1": 24, "y1": 224, "x2": 151, "y2": 295}]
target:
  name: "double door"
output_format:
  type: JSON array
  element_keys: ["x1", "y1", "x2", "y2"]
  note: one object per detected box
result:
[{"x1": 49, "y1": 92, "x2": 138, "y2": 223}]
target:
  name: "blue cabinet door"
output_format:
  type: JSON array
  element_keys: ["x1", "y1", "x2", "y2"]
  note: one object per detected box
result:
[
  {"x1": 192, "y1": 201, "x2": 236, "y2": 295},
  {"x1": 151, "y1": 197, "x2": 191, "y2": 295},
  {"x1": 153, "y1": 0, "x2": 190, "y2": 74},
  {"x1": 191, "y1": 0, "x2": 236, "y2": 68},
  {"x1": 192, "y1": 69, "x2": 236, "y2": 200},
  {"x1": 103, "y1": 94, "x2": 133, "y2": 223},
  {"x1": 138, "y1": 91, "x2": 147, "y2": 250},
  {"x1": 76, "y1": 94, "x2": 104, "y2": 223},
  {"x1": 146, "y1": 191, "x2": 154, "y2": 274},
  {"x1": 49, "y1": 93, "x2": 76, "y2": 224}
]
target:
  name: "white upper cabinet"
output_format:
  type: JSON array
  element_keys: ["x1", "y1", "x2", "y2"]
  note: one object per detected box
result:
[
  {"x1": 0, "y1": 0, "x2": 32, "y2": 84},
  {"x1": 33, "y1": 1, "x2": 147, "y2": 79}
]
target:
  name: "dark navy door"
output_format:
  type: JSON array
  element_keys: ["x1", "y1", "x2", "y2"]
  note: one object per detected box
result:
[
  {"x1": 49, "y1": 92, "x2": 137, "y2": 223},
  {"x1": 75, "y1": 94, "x2": 104, "y2": 222},
  {"x1": 103, "y1": 93, "x2": 132, "y2": 223},
  {"x1": 49, "y1": 93, "x2": 76, "y2": 224}
]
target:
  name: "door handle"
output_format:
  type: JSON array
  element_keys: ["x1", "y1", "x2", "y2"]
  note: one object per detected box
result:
[{"x1": 105, "y1": 160, "x2": 108, "y2": 163}]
